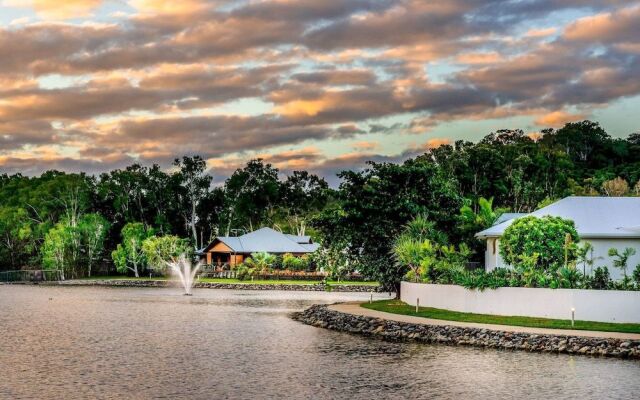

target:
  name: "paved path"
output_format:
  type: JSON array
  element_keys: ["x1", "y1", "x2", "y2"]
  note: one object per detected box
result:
[{"x1": 329, "y1": 302, "x2": 640, "y2": 340}]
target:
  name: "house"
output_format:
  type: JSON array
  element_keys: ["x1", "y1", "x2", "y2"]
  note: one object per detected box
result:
[
  {"x1": 475, "y1": 196, "x2": 640, "y2": 280},
  {"x1": 199, "y1": 227, "x2": 320, "y2": 267}
]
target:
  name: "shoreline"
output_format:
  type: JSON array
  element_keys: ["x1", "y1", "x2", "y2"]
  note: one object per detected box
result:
[
  {"x1": 292, "y1": 303, "x2": 640, "y2": 359},
  {"x1": 31, "y1": 279, "x2": 385, "y2": 293}
]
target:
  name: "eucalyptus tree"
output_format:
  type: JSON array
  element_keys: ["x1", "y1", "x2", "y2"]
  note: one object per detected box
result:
[
  {"x1": 173, "y1": 156, "x2": 212, "y2": 249},
  {"x1": 223, "y1": 159, "x2": 280, "y2": 235},
  {"x1": 112, "y1": 222, "x2": 154, "y2": 277},
  {"x1": 279, "y1": 170, "x2": 330, "y2": 235}
]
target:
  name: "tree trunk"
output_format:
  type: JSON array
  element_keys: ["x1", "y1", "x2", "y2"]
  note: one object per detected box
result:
[{"x1": 394, "y1": 281, "x2": 401, "y2": 299}]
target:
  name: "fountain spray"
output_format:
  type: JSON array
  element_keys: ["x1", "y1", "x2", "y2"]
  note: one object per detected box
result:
[{"x1": 165, "y1": 254, "x2": 202, "y2": 296}]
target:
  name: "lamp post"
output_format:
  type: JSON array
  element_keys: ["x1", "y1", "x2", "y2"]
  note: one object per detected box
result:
[{"x1": 571, "y1": 307, "x2": 575, "y2": 327}]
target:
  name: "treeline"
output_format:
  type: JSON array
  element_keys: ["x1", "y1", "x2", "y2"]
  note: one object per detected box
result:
[
  {"x1": 0, "y1": 158, "x2": 330, "y2": 273},
  {"x1": 1, "y1": 120, "x2": 639, "y2": 282}
]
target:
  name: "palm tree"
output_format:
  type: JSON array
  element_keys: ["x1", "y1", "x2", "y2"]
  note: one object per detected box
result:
[
  {"x1": 576, "y1": 242, "x2": 602, "y2": 276},
  {"x1": 459, "y1": 197, "x2": 508, "y2": 231},
  {"x1": 608, "y1": 247, "x2": 637, "y2": 279},
  {"x1": 245, "y1": 252, "x2": 276, "y2": 274},
  {"x1": 392, "y1": 236, "x2": 436, "y2": 282}
]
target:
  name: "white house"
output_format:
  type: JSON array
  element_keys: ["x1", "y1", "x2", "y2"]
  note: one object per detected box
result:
[{"x1": 475, "y1": 196, "x2": 640, "y2": 280}]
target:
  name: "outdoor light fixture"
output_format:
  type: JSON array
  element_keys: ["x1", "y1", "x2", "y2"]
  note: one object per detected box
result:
[
  {"x1": 416, "y1": 298, "x2": 420, "y2": 313},
  {"x1": 571, "y1": 307, "x2": 576, "y2": 327}
]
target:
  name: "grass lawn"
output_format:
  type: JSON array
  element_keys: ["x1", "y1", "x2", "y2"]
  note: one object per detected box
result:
[
  {"x1": 362, "y1": 300, "x2": 640, "y2": 334},
  {"x1": 82, "y1": 276, "x2": 379, "y2": 286}
]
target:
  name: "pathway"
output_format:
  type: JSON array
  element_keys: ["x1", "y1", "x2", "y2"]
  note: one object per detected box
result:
[{"x1": 329, "y1": 302, "x2": 640, "y2": 340}]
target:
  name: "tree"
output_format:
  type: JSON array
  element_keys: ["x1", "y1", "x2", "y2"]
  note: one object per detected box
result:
[
  {"x1": 393, "y1": 236, "x2": 437, "y2": 283},
  {"x1": 223, "y1": 159, "x2": 280, "y2": 234},
  {"x1": 500, "y1": 216, "x2": 579, "y2": 271},
  {"x1": 41, "y1": 223, "x2": 73, "y2": 280},
  {"x1": 576, "y1": 242, "x2": 601, "y2": 277},
  {"x1": 608, "y1": 247, "x2": 636, "y2": 279},
  {"x1": 0, "y1": 207, "x2": 33, "y2": 269},
  {"x1": 173, "y1": 156, "x2": 212, "y2": 249},
  {"x1": 112, "y1": 222, "x2": 153, "y2": 277},
  {"x1": 601, "y1": 177, "x2": 629, "y2": 196},
  {"x1": 142, "y1": 235, "x2": 192, "y2": 274},
  {"x1": 78, "y1": 214, "x2": 110, "y2": 277},
  {"x1": 279, "y1": 171, "x2": 330, "y2": 235},
  {"x1": 313, "y1": 159, "x2": 462, "y2": 295}
]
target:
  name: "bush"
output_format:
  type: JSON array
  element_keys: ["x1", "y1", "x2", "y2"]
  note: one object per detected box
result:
[
  {"x1": 586, "y1": 267, "x2": 611, "y2": 289},
  {"x1": 282, "y1": 253, "x2": 308, "y2": 271},
  {"x1": 236, "y1": 264, "x2": 255, "y2": 281},
  {"x1": 500, "y1": 216, "x2": 579, "y2": 272},
  {"x1": 633, "y1": 265, "x2": 640, "y2": 286}
]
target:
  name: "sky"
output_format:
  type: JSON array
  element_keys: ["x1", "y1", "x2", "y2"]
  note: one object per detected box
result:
[{"x1": 0, "y1": 0, "x2": 639, "y2": 184}]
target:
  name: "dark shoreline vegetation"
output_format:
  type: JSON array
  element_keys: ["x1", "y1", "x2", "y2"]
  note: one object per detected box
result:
[
  {"x1": 1, "y1": 120, "x2": 640, "y2": 293},
  {"x1": 362, "y1": 300, "x2": 640, "y2": 334},
  {"x1": 293, "y1": 304, "x2": 640, "y2": 359},
  {"x1": 42, "y1": 278, "x2": 383, "y2": 292}
]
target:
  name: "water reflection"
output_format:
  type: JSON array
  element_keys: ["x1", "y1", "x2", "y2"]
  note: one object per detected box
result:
[{"x1": 1, "y1": 286, "x2": 638, "y2": 399}]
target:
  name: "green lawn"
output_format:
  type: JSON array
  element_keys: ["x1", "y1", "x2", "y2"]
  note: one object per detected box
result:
[
  {"x1": 362, "y1": 300, "x2": 640, "y2": 334},
  {"x1": 81, "y1": 276, "x2": 379, "y2": 286}
]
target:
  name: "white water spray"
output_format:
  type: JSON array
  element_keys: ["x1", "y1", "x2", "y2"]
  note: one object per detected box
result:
[{"x1": 166, "y1": 254, "x2": 202, "y2": 295}]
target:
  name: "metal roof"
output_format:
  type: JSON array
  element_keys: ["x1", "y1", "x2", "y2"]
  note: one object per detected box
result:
[
  {"x1": 476, "y1": 196, "x2": 640, "y2": 239},
  {"x1": 207, "y1": 227, "x2": 319, "y2": 254},
  {"x1": 493, "y1": 212, "x2": 527, "y2": 226}
]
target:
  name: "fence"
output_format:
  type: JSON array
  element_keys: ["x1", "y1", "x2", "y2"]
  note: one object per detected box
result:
[{"x1": 0, "y1": 270, "x2": 64, "y2": 283}]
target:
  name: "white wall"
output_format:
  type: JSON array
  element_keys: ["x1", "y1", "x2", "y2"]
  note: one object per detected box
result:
[
  {"x1": 401, "y1": 281, "x2": 640, "y2": 323},
  {"x1": 483, "y1": 238, "x2": 640, "y2": 280}
]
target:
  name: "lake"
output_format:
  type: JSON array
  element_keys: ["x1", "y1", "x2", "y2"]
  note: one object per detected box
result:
[{"x1": 1, "y1": 285, "x2": 639, "y2": 399}]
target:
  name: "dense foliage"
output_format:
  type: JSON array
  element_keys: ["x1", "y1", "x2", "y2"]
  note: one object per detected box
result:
[
  {"x1": 1, "y1": 120, "x2": 640, "y2": 288},
  {"x1": 500, "y1": 216, "x2": 579, "y2": 271}
]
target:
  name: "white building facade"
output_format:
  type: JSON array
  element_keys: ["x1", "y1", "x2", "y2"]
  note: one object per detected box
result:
[{"x1": 476, "y1": 197, "x2": 640, "y2": 281}]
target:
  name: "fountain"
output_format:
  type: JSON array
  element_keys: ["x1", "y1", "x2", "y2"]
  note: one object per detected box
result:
[{"x1": 166, "y1": 254, "x2": 202, "y2": 295}]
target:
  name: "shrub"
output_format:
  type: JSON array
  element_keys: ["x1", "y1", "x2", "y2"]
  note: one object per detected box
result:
[
  {"x1": 282, "y1": 253, "x2": 308, "y2": 271},
  {"x1": 633, "y1": 265, "x2": 640, "y2": 286},
  {"x1": 244, "y1": 252, "x2": 276, "y2": 274},
  {"x1": 589, "y1": 267, "x2": 612, "y2": 290},
  {"x1": 500, "y1": 215, "x2": 579, "y2": 272},
  {"x1": 236, "y1": 264, "x2": 255, "y2": 281}
]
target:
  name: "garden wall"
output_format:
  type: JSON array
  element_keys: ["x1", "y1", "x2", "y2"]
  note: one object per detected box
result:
[{"x1": 401, "y1": 282, "x2": 640, "y2": 323}]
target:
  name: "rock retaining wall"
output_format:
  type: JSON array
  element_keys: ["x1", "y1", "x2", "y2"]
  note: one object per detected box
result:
[
  {"x1": 292, "y1": 304, "x2": 640, "y2": 359},
  {"x1": 48, "y1": 279, "x2": 383, "y2": 292}
]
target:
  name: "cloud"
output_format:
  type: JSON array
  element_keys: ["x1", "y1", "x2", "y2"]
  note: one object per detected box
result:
[
  {"x1": 564, "y1": 5, "x2": 640, "y2": 43},
  {"x1": 4, "y1": 0, "x2": 103, "y2": 19},
  {"x1": 0, "y1": 0, "x2": 639, "y2": 180},
  {"x1": 535, "y1": 111, "x2": 586, "y2": 127}
]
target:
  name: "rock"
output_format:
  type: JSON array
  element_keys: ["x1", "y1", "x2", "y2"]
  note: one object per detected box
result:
[{"x1": 291, "y1": 304, "x2": 639, "y2": 360}]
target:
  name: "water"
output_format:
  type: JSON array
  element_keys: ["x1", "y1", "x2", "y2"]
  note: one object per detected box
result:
[
  {"x1": 167, "y1": 255, "x2": 201, "y2": 295},
  {"x1": 1, "y1": 286, "x2": 639, "y2": 399}
]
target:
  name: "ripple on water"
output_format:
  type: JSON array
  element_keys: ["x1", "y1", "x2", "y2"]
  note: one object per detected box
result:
[{"x1": 1, "y1": 285, "x2": 638, "y2": 400}]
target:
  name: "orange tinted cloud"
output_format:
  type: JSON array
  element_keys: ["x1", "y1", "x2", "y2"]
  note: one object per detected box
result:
[
  {"x1": 5, "y1": 0, "x2": 103, "y2": 19},
  {"x1": 456, "y1": 51, "x2": 503, "y2": 65},
  {"x1": 564, "y1": 5, "x2": 640, "y2": 42},
  {"x1": 535, "y1": 111, "x2": 586, "y2": 127},
  {"x1": 523, "y1": 27, "x2": 556, "y2": 38},
  {"x1": 128, "y1": 0, "x2": 208, "y2": 14}
]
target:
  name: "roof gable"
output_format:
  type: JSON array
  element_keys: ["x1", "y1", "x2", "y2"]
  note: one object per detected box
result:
[{"x1": 476, "y1": 196, "x2": 640, "y2": 239}]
